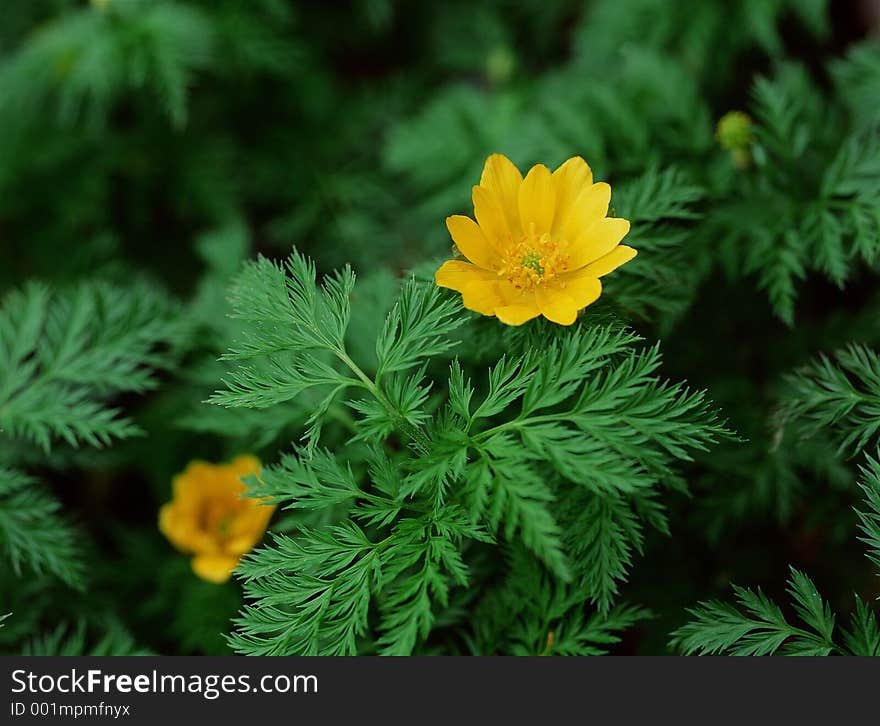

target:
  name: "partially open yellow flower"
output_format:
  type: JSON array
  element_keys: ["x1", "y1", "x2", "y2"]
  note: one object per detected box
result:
[
  {"x1": 716, "y1": 111, "x2": 753, "y2": 152},
  {"x1": 159, "y1": 456, "x2": 274, "y2": 584},
  {"x1": 435, "y1": 153, "x2": 636, "y2": 325},
  {"x1": 716, "y1": 111, "x2": 754, "y2": 169}
]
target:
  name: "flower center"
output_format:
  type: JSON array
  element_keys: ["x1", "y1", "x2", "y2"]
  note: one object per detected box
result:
[
  {"x1": 521, "y1": 251, "x2": 544, "y2": 276},
  {"x1": 197, "y1": 498, "x2": 241, "y2": 542},
  {"x1": 498, "y1": 225, "x2": 569, "y2": 289}
]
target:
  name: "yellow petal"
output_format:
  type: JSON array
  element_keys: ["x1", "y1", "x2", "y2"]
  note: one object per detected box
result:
[
  {"x1": 559, "y1": 182, "x2": 610, "y2": 244},
  {"x1": 160, "y1": 499, "x2": 216, "y2": 554},
  {"x1": 225, "y1": 535, "x2": 259, "y2": 557},
  {"x1": 224, "y1": 499, "x2": 275, "y2": 556},
  {"x1": 229, "y1": 455, "x2": 261, "y2": 478},
  {"x1": 568, "y1": 217, "x2": 631, "y2": 270},
  {"x1": 473, "y1": 185, "x2": 512, "y2": 245},
  {"x1": 229, "y1": 501, "x2": 275, "y2": 539},
  {"x1": 435, "y1": 259, "x2": 496, "y2": 293},
  {"x1": 480, "y1": 153, "x2": 523, "y2": 237},
  {"x1": 518, "y1": 164, "x2": 555, "y2": 235},
  {"x1": 158, "y1": 503, "x2": 188, "y2": 549},
  {"x1": 162, "y1": 510, "x2": 219, "y2": 555},
  {"x1": 462, "y1": 279, "x2": 505, "y2": 315},
  {"x1": 225, "y1": 512, "x2": 270, "y2": 555},
  {"x1": 192, "y1": 554, "x2": 239, "y2": 584},
  {"x1": 446, "y1": 215, "x2": 497, "y2": 269},
  {"x1": 172, "y1": 461, "x2": 212, "y2": 498},
  {"x1": 494, "y1": 299, "x2": 541, "y2": 325},
  {"x1": 582, "y1": 245, "x2": 637, "y2": 278},
  {"x1": 557, "y1": 274, "x2": 602, "y2": 309},
  {"x1": 535, "y1": 286, "x2": 578, "y2": 325},
  {"x1": 219, "y1": 455, "x2": 261, "y2": 496},
  {"x1": 552, "y1": 157, "x2": 593, "y2": 235}
]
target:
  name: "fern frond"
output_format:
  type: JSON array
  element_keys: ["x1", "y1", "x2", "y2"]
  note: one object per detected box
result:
[
  {"x1": 0, "y1": 468, "x2": 84, "y2": 589},
  {"x1": 0, "y1": 281, "x2": 182, "y2": 452}
]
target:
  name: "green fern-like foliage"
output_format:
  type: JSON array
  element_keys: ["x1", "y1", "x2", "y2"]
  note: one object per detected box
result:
[
  {"x1": 0, "y1": 281, "x2": 183, "y2": 451},
  {"x1": 0, "y1": 0, "x2": 213, "y2": 128},
  {"x1": 674, "y1": 335, "x2": 880, "y2": 657},
  {"x1": 4, "y1": 0, "x2": 879, "y2": 658},
  {"x1": 468, "y1": 546, "x2": 651, "y2": 655},
  {"x1": 0, "y1": 468, "x2": 83, "y2": 589},
  {"x1": 672, "y1": 568, "x2": 840, "y2": 655},
  {"x1": 213, "y1": 249, "x2": 730, "y2": 655},
  {"x1": 714, "y1": 62, "x2": 880, "y2": 324},
  {"x1": 673, "y1": 453, "x2": 880, "y2": 656},
  {"x1": 22, "y1": 620, "x2": 152, "y2": 656},
  {"x1": 608, "y1": 166, "x2": 706, "y2": 329},
  {"x1": 0, "y1": 279, "x2": 183, "y2": 605},
  {"x1": 777, "y1": 344, "x2": 880, "y2": 455}
]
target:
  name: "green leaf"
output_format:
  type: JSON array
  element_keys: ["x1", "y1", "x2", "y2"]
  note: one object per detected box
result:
[
  {"x1": 565, "y1": 492, "x2": 643, "y2": 611},
  {"x1": 778, "y1": 345, "x2": 880, "y2": 455},
  {"x1": 842, "y1": 596, "x2": 880, "y2": 656},
  {"x1": 23, "y1": 620, "x2": 151, "y2": 656},
  {"x1": 672, "y1": 574, "x2": 838, "y2": 656},
  {"x1": 0, "y1": 468, "x2": 84, "y2": 589},
  {"x1": 230, "y1": 523, "x2": 381, "y2": 656},
  {"x1": 0, "y1": 281, "x2": 181, "y2": 452},
  {"x1": 375, "y1": 279, "x2": 464, "y2": 380}
]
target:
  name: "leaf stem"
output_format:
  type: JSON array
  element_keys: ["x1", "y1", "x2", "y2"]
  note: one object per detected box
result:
[{"x1": 335, "y1": 350, "x2": 431, "y2": 453}]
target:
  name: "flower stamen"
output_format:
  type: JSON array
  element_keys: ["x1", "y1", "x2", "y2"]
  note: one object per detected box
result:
[
  {"x1": 521, "y1": 251, "x2": 544, "y2": 276},
  {"x1": 499, "y1": 230, "x2": 569, "y2": 289}
]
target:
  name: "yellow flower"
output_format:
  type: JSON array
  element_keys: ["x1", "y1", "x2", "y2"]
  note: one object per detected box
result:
[
  {"x1": 159, "y1": 456, "x2": 275, "y2": 584},
  {"x1": 435, "y1": 153, "x2": 636, "y2": 326}
]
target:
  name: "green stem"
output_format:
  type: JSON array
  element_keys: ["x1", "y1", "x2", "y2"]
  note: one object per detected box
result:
[
  {"x1": 472, "y1": 411, "x2": 562, "y2": 442},
  {"x1": 335, "y1": 350, "x2": 431, "y2": 453},
  {"x1": 337, "y1": 351, "x2": 393, "y2": 412}
]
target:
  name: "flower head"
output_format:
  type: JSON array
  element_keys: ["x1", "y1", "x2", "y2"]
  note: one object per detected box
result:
[
  {"x1": 716, "y1": 111, "x2": 753, "y2": 151},
  {"x1": 159, "y1": 455, "x2": 274, "y2": 583},
  {"x1": 435, "y1": 153, "x2": 636, "y2": 325},
  {"x1": 716, "y1": 111, "x2": 754, "y2": 168}
]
